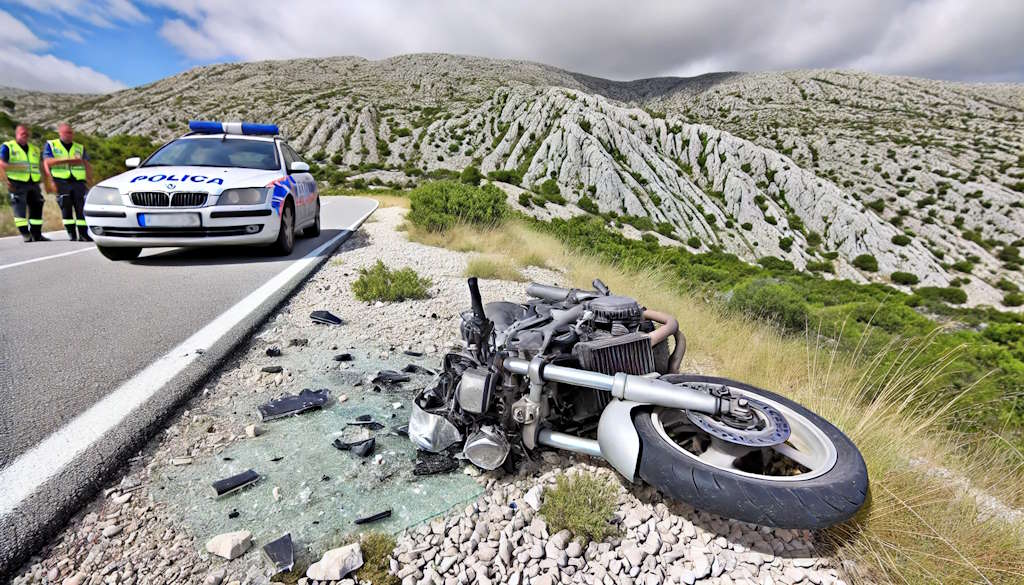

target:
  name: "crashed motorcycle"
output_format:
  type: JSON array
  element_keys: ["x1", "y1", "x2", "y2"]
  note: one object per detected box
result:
[{"x1": 410, "y1": 278, "x2": 868, "y2": 529}]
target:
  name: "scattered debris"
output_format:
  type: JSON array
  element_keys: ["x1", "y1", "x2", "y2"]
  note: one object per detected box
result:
[
  {"x1": 401, "y1": 363, "x2": 435, "y2": 375},
  {"x1": 321, "y1": 475, "x2": 330, "y2": 481},
  {"x1": 288, "y1": 338, "x2": 308, "y2": 347},
  {"x1": 333, "y1": 353, "x2": 354, "y2": 362},
  {"x1": 205, "y1": 530, "x2": 252, "y2": 560},
  {"x1": 391, "y1": 402, "x2": 403, "y2": 409},
  {"x1": 306, "y1": 543, "x2": 363, "y2": 581},
  {"x1": 354, "y1": 509, "x2": 392, "y2": 525},
  {"x1": 310, "y1": 310, "x2": 343, "y2": 326},
  {"x1": 261, "y1": 365, "x2": 283, "y2": 374},
  {"x1": 258, "y1": 388, "x2": 330, "y2": 421},
  {"x1": 265, "y1": 346, "x2": 282, "y2": 357},
  {"x1": 270, "y1": 456, "x2": 284, "y2": 462},
  {"x1": 332, "y1": 437, "x2": 376, "y2": 457},
  {"x1": 262, "y1": 533, "x2": 295, "y2": 574},
  {"x1": 227, "y1": 509, "x2": 239, "y2": 519},
  {"x1": 403, "y1": 349, "x2": 424, "y2": 357},
  {"x1": 393, "y1": 424, "x2": 409, "y2": 437},
  {"x1": 413, "y1": 451, "x2": 459, "y2": 476},
  {"x1": 347, "y1": 415, "x2": 385, "y2": 430},
  {"x1": 272, "y1": 486, "x2": 281, "y2": 501},
  {"x1": 170, "y1": 457, "x2": 193, "y2": 466},
  {"x1": 211, "y1": 469, "x2": 260, "y2": 497},
  {"x1": 372, "y1": 370, "x2": 411, "y2": 385},
  {"x1": 244, "y1": 424, "x2": 262, "y2": 438}
]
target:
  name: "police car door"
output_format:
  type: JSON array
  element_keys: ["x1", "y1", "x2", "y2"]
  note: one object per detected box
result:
[{"x1": 282, "y1": 142, "x2": 314, "y2": 225}]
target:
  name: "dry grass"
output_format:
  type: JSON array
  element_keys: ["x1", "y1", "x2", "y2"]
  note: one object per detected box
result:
[
  {"x1": 0, "y1": 191, "x2": 66, "y2": 236},
  {"x1": 407, "y1": 216, "x2": 1024, "y2": 584},
  {"x1": 465, "y1": 255, "x2": 525, "y2": 281}
]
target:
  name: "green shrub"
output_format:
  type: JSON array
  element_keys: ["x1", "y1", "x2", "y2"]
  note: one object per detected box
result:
[
  {"x1": 578, "y1": 119, "x2": 592, "y2": 133},
  {"x1": 408, "y1": 181, "x2": 507, "y2": 232},
  {"x1": 354, "y1": 532, "x2": 399, "y2": 585},
  {"x1": 952, "y1": 260, "x2": 974, "y2": 273},
  {"x1": 741, "y1": 222, "x2": 753, "y2": 231},
  {"x1": 686, "y1": 236, "x2": 701, "y2": 249},
  {"x1": 891, "y1": 234, "x2": 912, "y2": 246},
  {"x1": 540, "y1": 179, "x2": 561, "y2": 198},
  {"x1": 806, "y1": 260, "x2": 835, "y2": 274},
  {"x1": 891, "y1": 271, "x2": 920, "y2": 285},
  {"x1": 352, "y1": 261, "x2": 431, "y2": 302},
  {"x1": 806, "y1": 231, "x2": 822, "y2": 247},
  {"x1": 853, "y1": 254, "x2": 879, "y2": 272},
  {"x1": 1005, "y1": 293, "x2": 1024, "y2": 307},
  {"x1": 915, "y1": 286, "x2": 968, "y2": 305},
  {"x1": 487, "y1": 168, "x2": 523, "y2": 185},
  {"x1": 539, "y1": 473, "x2": 618, "y2": 543},
  {"x1": 459, "y1": 165, "x2": 482, "y2": 186},
  {"x1": 518, "y1": 193, "x2": 532, "y2": 208},
  {"x1": 729, "y1": 279, "x2": 808, "y2": 332},
  {"x1": 996, "y1": 278, "x2": 1020, "y2": 292},
  {"x1": 779, "y1": 236, "x2": 793, "y2": 252},
  {"x1": 577, "y1": 195, "x2": 599, "y2": 214}
]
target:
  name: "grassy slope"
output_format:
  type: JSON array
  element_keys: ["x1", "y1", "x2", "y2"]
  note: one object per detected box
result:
[{"x1": 363, "y1": 190, "x2": 1024, "y2": 584}]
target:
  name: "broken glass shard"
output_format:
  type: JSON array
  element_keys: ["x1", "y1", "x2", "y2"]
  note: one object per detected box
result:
[
  {"x1": 262, "y1": 533, "x2": 294, "y2": 574},
  {"x1": 258, "y1": 388, "x2": 330, "y2": 422},
  {"x1": 332, "y1": 437, "x2": 376, "y2": 458},
  {"x1": 310, "y1": 310, "x2": 343, "y2": 326},
  {"x1": 354, "y1": 509, "x2": 392, "y2": 525},
  {"x1": 211, "y1": 469, "x2": 260, "y2": 497}
]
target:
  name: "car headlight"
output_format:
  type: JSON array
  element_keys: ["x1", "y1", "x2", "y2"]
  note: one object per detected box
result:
[
  {"x1": 86, "y1": 186, "x2": 120, "y2": 205},
  {"x1": 216, "y1": 188, "x2": 269, "y2": 206}
]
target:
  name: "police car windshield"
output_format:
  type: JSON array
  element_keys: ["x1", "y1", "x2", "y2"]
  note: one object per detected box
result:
[{"x1": 143, "y1": 137, "x2": 279, "y2": 170}]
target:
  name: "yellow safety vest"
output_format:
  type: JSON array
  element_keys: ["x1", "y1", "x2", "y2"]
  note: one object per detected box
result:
[
  {"x1": 3, "y1": 140, "x2": 41, "y2": 182},
  {"x1": 47, "y1": 139, "x2": 86, "y2": 181}
]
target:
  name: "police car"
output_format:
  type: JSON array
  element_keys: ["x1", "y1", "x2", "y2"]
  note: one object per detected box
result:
[{"x1": 84, "y1": 121, "x2": 320, "y2": 260}]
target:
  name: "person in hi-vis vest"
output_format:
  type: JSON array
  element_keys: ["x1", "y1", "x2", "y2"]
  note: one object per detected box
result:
[
  {"x1": 43, "y1": 123, "x2": 93, "y2": 241},
  {"x1": 0, "y1": 124, "x2": 49, "y2": 242}
]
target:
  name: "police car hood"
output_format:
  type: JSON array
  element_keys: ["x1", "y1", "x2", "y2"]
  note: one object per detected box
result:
[{"x1": 102, "y1": 166, "x2": 284, "y2": 195}]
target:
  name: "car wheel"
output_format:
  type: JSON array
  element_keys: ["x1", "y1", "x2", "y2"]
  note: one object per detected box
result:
[
  {"x1": 302, "y1": 199, "x2": 321, "y2": 237},
  {"x1": 270, "y1": 202, "x2": 295, "y2": 256},
  {"x1": 97, "y1": 246, "x2": 142, "y2": 261}
]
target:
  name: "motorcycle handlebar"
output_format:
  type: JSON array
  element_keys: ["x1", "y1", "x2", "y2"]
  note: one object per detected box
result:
[
  {"x1": 527, "y1": 282, "x2": 602, "y2": 303},
  {"x1": 467, "y1": 277, "x2": 486, "y2": 320}
]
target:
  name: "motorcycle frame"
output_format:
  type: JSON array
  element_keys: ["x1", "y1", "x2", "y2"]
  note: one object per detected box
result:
[{"x1": 503, "y1": 356, "x2": 722, "y2": 481}]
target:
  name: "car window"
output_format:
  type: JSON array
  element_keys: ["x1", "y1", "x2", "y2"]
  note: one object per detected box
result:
[
  {"x1": 279, "y1": 143, "x2": 297, "y2": 169},
  {"x1": 143, "y1": 137, "x2": 279, "y2": 170},
  {"x1": 282, "y1": 143, "x2": 304, "y2": 166}
]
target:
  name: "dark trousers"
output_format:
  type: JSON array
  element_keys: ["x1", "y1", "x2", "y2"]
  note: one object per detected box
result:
[
  {"x1": 8, "y1": 181, "x2": 43, "y2": 237},
  {"x1": 56, "y1": 179, "x2": 88, "y2": 239}
]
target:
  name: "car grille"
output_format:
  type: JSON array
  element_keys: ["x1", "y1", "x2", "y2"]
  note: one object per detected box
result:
[
  {"x1": 129, "y1": 192, "x2": 208, "y2": 207},
  {"x1": 99, "y1": 225, "x2": 263, "y2": 238}
]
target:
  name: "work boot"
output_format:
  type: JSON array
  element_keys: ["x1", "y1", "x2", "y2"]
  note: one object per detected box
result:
[
  {"x1": 21, "y1": 232, "x2": 33, "y2": 243},
  {"x1": 66, "y1": 226, "x2": 78, "y2": 241},
  {"x1": 77, "y1": 226, "x2": 92, "y2": 242},
  {"x1": 30, "y1": 227, "x2": 50, "y2": 242}
]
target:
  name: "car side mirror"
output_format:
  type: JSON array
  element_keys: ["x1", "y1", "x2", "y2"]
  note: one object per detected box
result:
[
  {"x1": 289, "y1": 161, "x2": 310, "y2": 173},
  {"x1": 125, "y1": 157, "x2": 141, "y2": 169}
]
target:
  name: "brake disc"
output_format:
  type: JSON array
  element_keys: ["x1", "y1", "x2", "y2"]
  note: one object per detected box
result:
[{"x1": 685, "y1": 394, "x2": 791, "y2": 447}]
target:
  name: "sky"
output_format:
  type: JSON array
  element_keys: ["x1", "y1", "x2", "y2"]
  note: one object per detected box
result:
[{"x1": 1, "y1": 0, "x2": 1023, "y2": 94}]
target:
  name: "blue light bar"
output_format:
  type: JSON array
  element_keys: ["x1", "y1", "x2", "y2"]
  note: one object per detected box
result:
[{"x1": 188, "y1": 120, "x2": 279, "y2": 135}]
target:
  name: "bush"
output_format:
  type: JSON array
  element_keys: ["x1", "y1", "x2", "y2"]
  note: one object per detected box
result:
[
  {"x1": 540, "y1": 179, "x2": 561, "y2": 198},
  {"x1": 891, "y1": 271, "x2": 920, "y2": 285},
  {"x1": 915, "y1": 286, "x2": 968, "y2": 305},
  {"x1": 741, "y1": 222, "x2": 753, "y2": 231},
  {"x1": 891, "y1": 234, "x2": 912, "y2": 246},
  {"x1": 779, "y1": 236, "x2": 793, "y2": 252},
  {"x1": 352, "y1": 260, "x2": 431, "y2": 302},
  {"x1": 686, "y1": 236, "x2": 701, "y2": 249},
  {"x1": 354, "y1": 532, "x2": 399, "y2": 585},
  {"x1": 853, "y1": 254, "x2": 879, "y2": 272},
  {"x1": 487, "y1": 168, "x2": 523, "y2": 185},
  {"x1": 577, "y1": 195, "x2": 599, "y2": 214},
  {"x1": 518, "y1": 193, "x2": 532, "y2": 208},
  {"x1": 459, "y1": 165, "x2": 482, "y2": 186},
  {"x1": 1005, "y1": 292, "x2": 1024, "y2": 307},
  {"x1": 408, "y1": 181, "x2": 507, "y2": 232},
  {"x1": 952, "y1": 260, "x2": 974, "y2": 273},
  {"x1": 728, "y1": 279, "x2": 808, "y2": 332},
  {"x1": 539, "y1": 473, "x2": 618, "y2": 543}
]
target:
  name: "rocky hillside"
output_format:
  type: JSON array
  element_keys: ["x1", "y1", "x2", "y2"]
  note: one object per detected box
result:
[{"x1": 5, "y1": 54, "x2": 1023, "y2": 306}]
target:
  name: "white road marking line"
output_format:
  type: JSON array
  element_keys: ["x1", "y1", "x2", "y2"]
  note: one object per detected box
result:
[
  {"x1": 0, "y1": 199, "x2": 377, "y2": 516},
  {"x1": 0, "y1": 247, "x2": 96, "y2": 272}
]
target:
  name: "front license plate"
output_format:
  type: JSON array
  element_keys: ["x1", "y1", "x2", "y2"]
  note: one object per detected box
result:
[{"x1": 138, "y1": 213, "x2": 200, "y2": 228}]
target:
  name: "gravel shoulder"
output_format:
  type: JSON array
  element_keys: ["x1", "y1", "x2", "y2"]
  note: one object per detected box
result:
[{"x1": 10, "y1": 206, "x2": 847, "y2": 585}]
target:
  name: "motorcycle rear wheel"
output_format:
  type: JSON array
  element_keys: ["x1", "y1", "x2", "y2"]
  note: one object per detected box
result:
[{"x1": 632, "y1": 374, "x2": 868, "y2": 529}]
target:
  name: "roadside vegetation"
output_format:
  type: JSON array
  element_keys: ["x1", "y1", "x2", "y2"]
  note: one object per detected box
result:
[
  {"x1": 540, "y1": 473, "x2": 619, "y2": 543},
  {"x1": 351, "y1": 260, "x2": 431, "y2": 302},
  {"x1": 367, "y1": 181, "x2": 1024, "y2": 584}
]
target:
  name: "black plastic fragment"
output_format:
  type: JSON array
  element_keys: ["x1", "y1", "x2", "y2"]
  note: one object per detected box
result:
[
  {"x1": 262, "y1": 533, "x2": 294, "y2": 574},
  {"x1": 372, "y1": 370, "x2": 411, "y2": 385},
  {"x1": 310, "y1": 310, "x2": 343, "y2": 326},
  {"x1": 413, "y1": 451, "x2": 459, "y2": 476},
  {"x1": 258, "y1": 388, "x2": 329, "y2": 422},
  {"x1": 403, "y1": 349, "x2": 424, "y2": 357},
  {"x1": 227, "y1": 509, "x2": 239, "y2": 519},
  {"x1": 212, "y1": 469, "x2": 260, "y2": 497},
  {"x1": 266, "y1": 346, "x2": 282, "y2": 357},
  {"x1": 321, "y1": 475, "x2": 330, "y2": 481},
  {"x1": 401, "y1": 363, "x2": 435, "y2": 375},
  {"x1": 261, "y1": 365, "x2": 283, "y2": 374},
  {"x1": 347, "y1": 418, "x2": 384, "y2": 431},
  {"x1": 333, "y1": 353, "x2": 354, "y2": 362},
  {"x1": 354, "y1": 509, "x2": 392, "y2": 525},
  {"x1": 270, "y1": 456, "x2": 284, "y2": 462},
  {"x1": 332, "y1": 437, "x2": 375, "y2": 457},
  {"x1": 356, "y1": 414, "x2": 372, "y2": 422}
]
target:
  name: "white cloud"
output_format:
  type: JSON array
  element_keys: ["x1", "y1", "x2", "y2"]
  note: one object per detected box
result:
[
  {"x1": 9, "y1": 0, "x2": 146, "y2": 28},
  {"x1": 0, "y1": 9, "x2": 49, "y2": 50},
  {"x1": 145, "y1": 0, "x2": 1024, "y2": 81}
]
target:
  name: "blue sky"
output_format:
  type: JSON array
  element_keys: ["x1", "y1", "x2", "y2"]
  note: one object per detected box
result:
[{"x1": 2, "y1": 1, "x2": 1022, "y2": 94}]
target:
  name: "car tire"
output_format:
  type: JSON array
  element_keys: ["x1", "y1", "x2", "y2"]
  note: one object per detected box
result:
[
  {"x1": 302, "y1": 198, "x2": 321, "y2": 237},
  {"x1": 97, "y1": 246, "x2": 141, "y2": 261},
  {"x1": 270, "y1": 201, "x2": 295, "y2": 256}
]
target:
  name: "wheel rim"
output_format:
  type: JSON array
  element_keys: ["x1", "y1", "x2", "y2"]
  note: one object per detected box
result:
[{"x1": 650, "y1": 384, "x2": 838, "y2": 482}]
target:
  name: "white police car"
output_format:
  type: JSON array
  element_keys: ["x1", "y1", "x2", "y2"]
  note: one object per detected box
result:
[{"x1": 84, "y1": 121, "x2": 320, "y2": 260}]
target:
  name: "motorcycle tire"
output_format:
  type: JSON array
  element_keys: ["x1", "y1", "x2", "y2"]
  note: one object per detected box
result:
[{"x1": 632, "y1": 374, "x2": 868, "y2": 529}]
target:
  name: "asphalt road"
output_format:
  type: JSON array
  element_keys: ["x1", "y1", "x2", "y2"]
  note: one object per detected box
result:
[{"x1": 0, "y1": 196, "x2": 377, "y2": 576}]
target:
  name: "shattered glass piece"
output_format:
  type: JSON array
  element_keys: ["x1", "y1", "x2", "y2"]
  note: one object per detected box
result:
[
  {"x1": 332, "y1": 437, "x2": 376, "y2": 458},
  {"x1": 354, "y1": 509, "x2": 392, "y2": 525},
  {"x1": 288, "y1": 338, "x2": 308, "y2": 347},
  {"x1": 409, "y1": 403, "x2": 462, "y2": 453},
  {"x1": 401, "y1": 364, "x2": 436, "y2": 375},
  {"x1": 403, "y1": 349, "x2": 423, "y2": 357},
  {"x1": 310, "y1": 310, "x2": 343, "y2": 326},
  {"x1": 413, "y1": 451, "x2": 459, "y2": 476},
  {"x1": 265, "y1": 346, "x2": 282, "y2": 357},
  {"x1": 393, "y1": 424, "x2": 409, "y2": 437},
  {"x1": 372, "y1": 370, "x2": 411, "y2": 384},
  {"x1": 261, "y1": 365, "x2": 283, "y2": 374},
  {"x1": 258, "y1": 388, "x2": 330, "y2": 422},
  {"x1": 262, "y1": 533, "x2": 294, "y2": 574},
  {"x1": 211, "y1": 469, "x2": 259, "y2": 497},
  {"x1": 333, "y1": 353, "x2": 354, "y2": 362}
]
